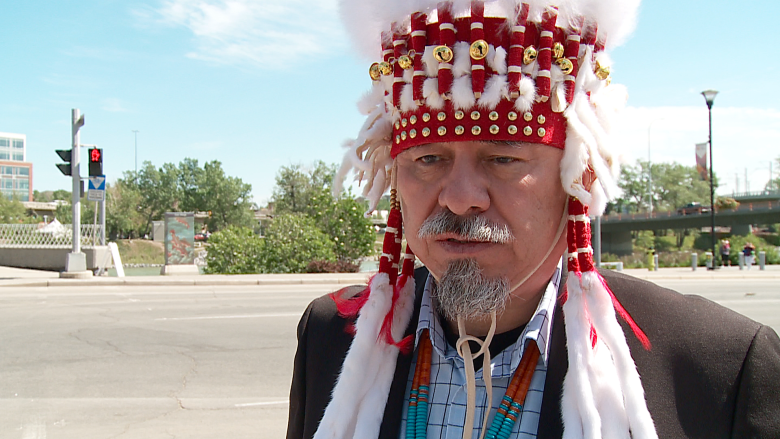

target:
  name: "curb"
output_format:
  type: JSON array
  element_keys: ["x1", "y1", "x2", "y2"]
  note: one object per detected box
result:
[{"x1": 0, "y1": 274, "x2": 373, "y2": 288}]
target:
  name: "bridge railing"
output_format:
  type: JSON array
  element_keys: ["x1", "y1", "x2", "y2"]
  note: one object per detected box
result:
[
  {"x1": 0, "y1": 224, "x2": 103, "y2": 248},
  {"x1": 602, "y1": 200, "x2": 778, "y2": 222}
]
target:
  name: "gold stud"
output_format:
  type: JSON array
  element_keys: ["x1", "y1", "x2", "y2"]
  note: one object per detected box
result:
[
  {"x1": 369, "y1": 63, "x2": 382, "y2": 81},
  {"x1": 455, "y1": 125, "x2": 465, "y2": 135},
  {"x1": 523, "y1": 46, "x2": 537, "y2": 65},
  {"x1": 401, "y1": 131, "x2": 407, "y2": 141},
  {"x1": 523, "y1": 126, "x2": 533, "y2": 136},
  {"x1": 410, "y1": 129, "x2": 417, "y2": 139},
  {"x1": 489, "y1": 125, "x2": 499, "y2": 135},
  {"x1": 538, "y1": 127, "x2": 546, "y2": 137},
  {"x1": 398, "y1": 54, "x2": 413, "y2": 70},
  {"x1": 437, "y1": 112, "x2": 447, "y2": 121},
  {"x1": 454, "y1": 110, "x2": 465, "y2": 120},
  {"x1": 410, "y1": 115, "x2": 418, "y2": 125},
  {"x1": 433, "y1": 45, "x2": 454, "y2": 63},
  {"x1": 472, "y1": 126, "x2": 482, "y2": 135},
  {"x1": 422, "y1": 127, "x2": 431, "y2": 137},
  {"x1": 422, "y1": 113, "x2": 431, "y2": 122},
  {"x1": 523, "y1": 112, "x2": 533, "y2": 122},
  {"x1": 537, "y1": 115, "x2": 546, "y2": 124},
  {"x1": 471, "y1": 111, "x2": 481, "y2": 121},
  {"x1": 508, "y1": 112, "x2": 518, "y2": 121},
  {"x1": 508, "y1": 125, "x2": 518, "y2": 135},
  {"x1": 395, "y1": 135, "x2": 401, "y2": 144},
  {"x1": 379, "y1": 61, "x2": 392, "y2": 76},
  {"x1": 394, "y1": 121, "x2": 401, "y2": 130},
  {"x1": 556, "y1": 58, "x2": 574, "y2": 75},
  {"x1": 437, "y1": 126, "x2": 447, "y2": 136},
  {"x1": 469, "y1": 39, "x2": 489, "y2": 60},
  {"x1": 594, "y1": 60, "x2": 610, "y2": 80},
  {"x1": 402, "y1": 118, "x2": 408, "y2": 128},
  {"x1": 489, "y1": 111, "x2": 499, "y2": 121},
  {"x1": 552, "y1": 42, "x2": 565, "y2": 59}
]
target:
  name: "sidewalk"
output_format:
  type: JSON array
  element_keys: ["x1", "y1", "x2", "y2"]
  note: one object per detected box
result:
[{"x1": 1, "y1": 263, "x2": 778, "y2": 288}]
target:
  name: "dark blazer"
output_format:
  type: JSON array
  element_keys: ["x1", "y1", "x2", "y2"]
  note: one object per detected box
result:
[{"x1": 287, "y1": 268, "x2": 780, "y2": 439}]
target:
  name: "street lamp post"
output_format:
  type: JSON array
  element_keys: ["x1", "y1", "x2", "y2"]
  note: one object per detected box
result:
[{"x1": 702, "y1": 90, "x2": 718, "y2": 269}]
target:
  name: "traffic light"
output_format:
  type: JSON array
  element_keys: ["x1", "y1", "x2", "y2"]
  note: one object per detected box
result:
[
  {"x1": 55, "y1": 149, "x2": 73, "y2": 176},
  {"x1": 88, "y1": 148, "x2": 103, "y2": 176}
]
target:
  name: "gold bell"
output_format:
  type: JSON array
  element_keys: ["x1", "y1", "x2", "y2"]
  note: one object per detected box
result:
[
  {"x1": 523, "y1": 46, "x2": 537, "y2": 65},
  {"x1": 433, "y1": 45, "x2": 454, "y2": 63},
  {"x1": 369, "y1": 63, "x2": 382, "y2": 81},
  {"x1": 552, "y1": 42, "x2": 565, "y2": 59},
  {"x1": 594, "y1": 60, "x2": 610, "y2": 80},
  {"x1": 555, "y1": 58, "x2": 574, "y2": 75},
  {"x1": 469, "y1": 40, "x2": 489, "y2": 60},
  {"x1": 379, "y1": 61, "x2": 393, "y2": 76},
  {"x1": 398, "y1": 55, "x2": 413, "y2": 70}
]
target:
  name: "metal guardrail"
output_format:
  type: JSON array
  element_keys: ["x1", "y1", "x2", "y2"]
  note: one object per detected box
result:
[{"x1": 0, "y1": 224, "x2": 103, "y2": 248}]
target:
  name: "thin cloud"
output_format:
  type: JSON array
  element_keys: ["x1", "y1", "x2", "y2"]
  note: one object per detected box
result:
[
  {"x1": 614, "y1": 106, "x2": 780, "y2": 193},
  {"x1": 101, "y1": 98, "x2": 129, "y2": 113},
  {"x1": 151, "y1": 0, "x2": 345, "y2": 69}
]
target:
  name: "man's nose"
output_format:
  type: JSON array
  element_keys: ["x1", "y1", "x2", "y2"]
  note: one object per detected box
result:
[{"x1": 437, "y1": 158, "x2": 490, "y2": 216}]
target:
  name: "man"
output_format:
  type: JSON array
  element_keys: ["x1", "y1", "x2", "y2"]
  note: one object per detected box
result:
[{"x1": 287, "y1": 1, "x2": 780, "y2": 438}]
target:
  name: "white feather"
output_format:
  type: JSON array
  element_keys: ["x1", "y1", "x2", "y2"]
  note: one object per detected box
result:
[
  {"x1": 514, "y1": 76, "x2": 536, "y2": 113},
  {"x1": 423, "y1": 78, "x2": 445, "y2": 109},
  {"x1": 478, "y1": 74, "x2": 508, "y2": 109},
  {"x1": 451, "y1": 75, "x2": 476, "y2": 110},
  {"x1": 422, "y1": 45, "x2": 438, "y2": 77},
  {"x1": 490, "y1": 46, "x2": 508, "y2": 75},
  {"x1": 400, "y1": 84, "x2": 420, "y2": 112},
  {"x1": 452, "y1": 41, "x2": 472, "y2": 78}
]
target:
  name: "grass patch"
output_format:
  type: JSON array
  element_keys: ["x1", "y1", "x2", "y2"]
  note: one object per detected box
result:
[{"x1": 113, "y1": 239, "x2": 165, "y2": 265}]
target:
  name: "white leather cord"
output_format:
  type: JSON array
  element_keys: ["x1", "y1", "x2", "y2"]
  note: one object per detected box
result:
[{"x1": 455, "y1": 311, "x2": 497, "y2": 439}]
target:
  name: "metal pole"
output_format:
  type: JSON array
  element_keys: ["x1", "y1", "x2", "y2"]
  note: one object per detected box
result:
[
  {"x1": 100, "y1": 199, "x2": 106, "y2": 245},
  {"x1": 707, "y1": 105, "x2": 716, "y2": 270},
  {"x1": 72, "y1": 109, "x2": 82, "y2": 254}
]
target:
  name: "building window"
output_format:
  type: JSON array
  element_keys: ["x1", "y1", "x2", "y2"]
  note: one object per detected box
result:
[
  {"x1": 12, "y1": 139, "x2": 23, "y2": 149},
  {"x1": 0, "y1": 152, "x2": 8, "y2": 160},
  {"x1": 0, "y1": 138, "x2": 9, "y2": 147},
  {"x1": 12, "y1": 153, "x2": 23, "y2": 161},
  {"x1": 2, "y1": 179, "x2": 12, "y2": 189},
  {"x1": 17, "y1": 167, "x2": 29, "y2": 176},
  {"x1": 16, "y1": 179, "x2": 29, "y2": 190},
  {"x1": 1, "y1": 166, "x2": 12, "y2": 175}
]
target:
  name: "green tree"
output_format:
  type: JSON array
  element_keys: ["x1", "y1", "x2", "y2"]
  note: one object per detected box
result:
[
  {"x1": 204, "y1": 226, "x2": 264, "y2": 274},
  {"x1": 105, "y1": 181, "x2": 145, "y2": 239},
  {"x1": 616, "y1": 160, "x2": 717, "y2": 213},
  {"x1": 186, "y1": 160, "x2": 254, "y2": 231},
  {"x1": 261, "y1": 213, "x2": 336, "y2": 273},
  {"x1": 0, "y1": 196, "x2": 31, "y2": 223}
]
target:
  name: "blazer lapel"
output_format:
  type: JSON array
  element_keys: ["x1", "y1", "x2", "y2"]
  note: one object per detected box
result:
[{"x1": 379, "y1": 267, "x2": 428, "y2": 439}]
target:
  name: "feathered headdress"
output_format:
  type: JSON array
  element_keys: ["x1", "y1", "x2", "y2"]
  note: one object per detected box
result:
[{"x1": 323, "y1": 1, "x2": 658, "y2": 438}]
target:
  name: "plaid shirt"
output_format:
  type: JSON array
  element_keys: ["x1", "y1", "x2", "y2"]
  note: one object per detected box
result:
[{"x1": 399, "y1": 262, "x2": 561, "y2": 439}]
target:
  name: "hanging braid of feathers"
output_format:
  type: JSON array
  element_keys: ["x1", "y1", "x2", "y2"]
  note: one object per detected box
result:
[{"x1": 316, "y1": 190, "x2": 417, "y2": 439}]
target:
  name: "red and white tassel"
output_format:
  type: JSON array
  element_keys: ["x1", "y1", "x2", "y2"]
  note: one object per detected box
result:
[{"x1": 561, "y1": 197, "x2": 657, "y2": 439}]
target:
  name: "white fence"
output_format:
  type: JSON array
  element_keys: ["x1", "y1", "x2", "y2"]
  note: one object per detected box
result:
[{"x1": 0, "y1": 223, "x2": 103, "y2": 248}]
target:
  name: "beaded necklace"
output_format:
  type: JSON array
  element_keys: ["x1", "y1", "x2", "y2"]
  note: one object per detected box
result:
[{"x1": 406, "y1": 329, "x2": 541, "y2": 439}]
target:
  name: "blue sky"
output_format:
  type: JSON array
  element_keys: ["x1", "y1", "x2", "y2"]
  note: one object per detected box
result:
[{"x1": 2, "y1": 0, "x2": 779, "y2": 206}]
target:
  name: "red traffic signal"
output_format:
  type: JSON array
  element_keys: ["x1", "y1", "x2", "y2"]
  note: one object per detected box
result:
[{"x1": 88, "y1": 148, "x2": 103, "y2": 176}]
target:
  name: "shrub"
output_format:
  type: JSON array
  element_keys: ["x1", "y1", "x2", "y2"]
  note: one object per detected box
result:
[
  {"x1": 204, "y1": 226, "x2": 264, "y2": 274},
  {"x1": 261, "y1": 213, "x2": 336, "y2": 273}
]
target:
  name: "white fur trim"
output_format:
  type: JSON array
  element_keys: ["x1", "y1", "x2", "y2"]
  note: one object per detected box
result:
[
  {"x1": 491, "y1": 46, "x2": 508, "y2": 75},
  {"x1": 400, "y1": 84, "x2": 420, "y2": 112},
  {"x1": 422, "y1": 45, "x2": 439, "y2": 77},
  {"x1": 514, "y1": 76, "x2": 536, "y2": 113},
  {"x1": 478, "y1": 74, "x2": 508, "y2": 109}
]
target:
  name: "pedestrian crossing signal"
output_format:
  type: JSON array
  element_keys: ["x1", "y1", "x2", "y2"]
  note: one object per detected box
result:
[{"x1": 88, "y1": 148, "x2": 103, "y2": 177}]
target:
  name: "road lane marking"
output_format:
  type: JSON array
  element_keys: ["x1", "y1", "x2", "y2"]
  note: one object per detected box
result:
[
  {"x1": 235, "y1": 400, "x2": 289, "y2": 407},
  {"x1": 155, "y1": 312, "x2": 301, "y2": 321}
]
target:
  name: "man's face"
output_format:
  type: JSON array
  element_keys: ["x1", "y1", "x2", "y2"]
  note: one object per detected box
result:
[{"x1": 395, "y1": 140, "x2": 567, "y2": 296}]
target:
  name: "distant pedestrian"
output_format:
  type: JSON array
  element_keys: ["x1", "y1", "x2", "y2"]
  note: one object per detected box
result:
[
  {"x1": 743, "y1": 243, "x2": 756, "y2": 269},
  {"x1": 720, "y1": 239, "x2": 731, "y2": 267}
]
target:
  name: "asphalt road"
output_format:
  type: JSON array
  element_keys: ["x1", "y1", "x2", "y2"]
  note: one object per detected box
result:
[{"x1": 1, "y1": 278, "x2": 777, "y2": 438}]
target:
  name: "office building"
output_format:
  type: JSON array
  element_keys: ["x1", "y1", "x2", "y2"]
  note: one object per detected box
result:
[{"x1": 0, "y1": 132, "x2": 33, "y2": 201}]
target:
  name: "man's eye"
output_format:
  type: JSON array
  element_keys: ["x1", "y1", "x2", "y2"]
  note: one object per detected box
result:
[
  {"x1": 493, "y1": 156, "x2": 517, "y2": 164},
  {"x1": 418, "y1": 155, "x2": 440, "y2": 164}
]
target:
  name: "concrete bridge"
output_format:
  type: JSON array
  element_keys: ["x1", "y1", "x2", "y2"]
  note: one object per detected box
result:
[{"x1": 599, "y1": 191, "x2": 780, "y2": 255}]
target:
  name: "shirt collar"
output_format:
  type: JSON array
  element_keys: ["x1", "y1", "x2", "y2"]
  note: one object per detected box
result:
[{"x1": 415, "y1": 259, "x2": 561, "y2": 376}]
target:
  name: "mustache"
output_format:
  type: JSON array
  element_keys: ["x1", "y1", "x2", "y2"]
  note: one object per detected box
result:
[{"x1": 417, "y1": 210, "x2": 515, "y2": 244}]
